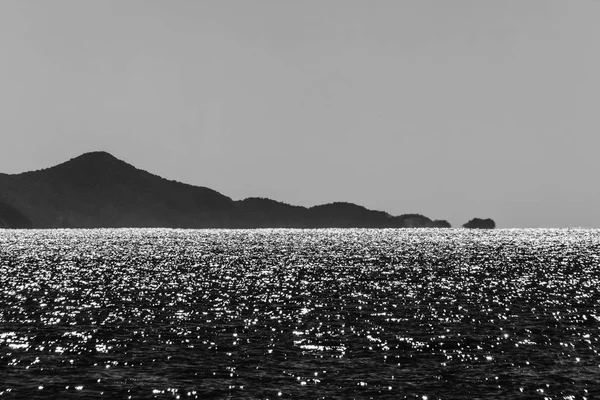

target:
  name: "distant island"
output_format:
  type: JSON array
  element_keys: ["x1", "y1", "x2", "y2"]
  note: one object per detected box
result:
[
  {"x1": 462, "y1": 218, "x2": 496, "y2": 229},
  {"x1": 0, "y1": 151, "x2": 494, "y2": 229}
]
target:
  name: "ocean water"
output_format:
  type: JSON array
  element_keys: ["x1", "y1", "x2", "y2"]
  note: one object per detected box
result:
[{"x1": 0, "y1": 228, "x2": 599, "y2": 399}]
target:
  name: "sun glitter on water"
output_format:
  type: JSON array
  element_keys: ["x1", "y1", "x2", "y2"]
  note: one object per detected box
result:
[{"x1": 0, "y1": 228, "x2": 599, "y2": 399}]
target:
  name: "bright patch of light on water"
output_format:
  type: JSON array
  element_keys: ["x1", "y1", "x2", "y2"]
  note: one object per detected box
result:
[{"x1": 0, "y1": 228, "x2": 599, "y2": 398}]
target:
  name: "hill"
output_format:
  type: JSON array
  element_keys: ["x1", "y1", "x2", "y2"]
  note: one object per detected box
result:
[
  {"x1": 0, "y1": 151, "x2": 451, "y2": 229},
  {"x1": 463, "y1": 218, "x2": 496, "y2": 229}
]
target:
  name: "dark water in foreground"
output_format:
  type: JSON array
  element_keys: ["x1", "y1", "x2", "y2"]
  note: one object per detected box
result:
[{"x1": 1, "y1": 229, "x2": 599, "y2": 399}]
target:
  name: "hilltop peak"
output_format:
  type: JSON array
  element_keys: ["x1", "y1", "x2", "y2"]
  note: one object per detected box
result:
[
  {"x1": 77, "y1": 150, "x2": 117, "y2": 158},
  {"x1": 67, "y1": 151, "x2": 123, "y2": 165},
  {"x1": 12, "y1": 150, "x2": 141, "y2": 186},
  {"x1": 57, "y1": 151, "x2": 134, "y2": 171}
]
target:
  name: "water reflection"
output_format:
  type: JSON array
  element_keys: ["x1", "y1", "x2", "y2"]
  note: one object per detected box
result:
[{"x1": 0, "y1": 228, "x2": 599, "y2": 398}]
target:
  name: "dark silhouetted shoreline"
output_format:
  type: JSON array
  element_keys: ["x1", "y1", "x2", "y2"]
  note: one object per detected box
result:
[{"x1": 0, "y1": 151, "x2": 493, "y2": 229}]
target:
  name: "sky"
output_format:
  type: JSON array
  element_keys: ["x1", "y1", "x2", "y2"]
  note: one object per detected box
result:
[{"x1": 1, "y1": 0, "x2": 599, "y2": 228}]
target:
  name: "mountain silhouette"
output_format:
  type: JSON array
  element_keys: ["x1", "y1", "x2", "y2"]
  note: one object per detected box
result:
[
  {"x1": 0, "y1": 151, "x2": 453, "y2": 229},
  {"x1": 462, "y1": 218, "x2": 496, "y2": 229}
]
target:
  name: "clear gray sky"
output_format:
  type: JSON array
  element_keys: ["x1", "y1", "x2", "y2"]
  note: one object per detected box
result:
[{"x1": 1, "y1": 0, "x2": 599, "y2": 228}]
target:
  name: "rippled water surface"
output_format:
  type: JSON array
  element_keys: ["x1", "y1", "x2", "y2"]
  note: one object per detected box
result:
[{"x1": 1, "y1": 228, "x2": 599, "y2": 399}]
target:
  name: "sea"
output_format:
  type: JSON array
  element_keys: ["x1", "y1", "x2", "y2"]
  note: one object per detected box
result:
[{"x1": 0, "y1": 228, "x2": 599, "y2": 399}]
